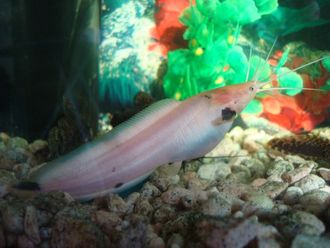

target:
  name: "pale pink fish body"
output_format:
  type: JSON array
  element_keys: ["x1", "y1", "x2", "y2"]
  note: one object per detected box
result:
[{"x1": 29, "y1": 82, "x2": 261, "y2": 200}]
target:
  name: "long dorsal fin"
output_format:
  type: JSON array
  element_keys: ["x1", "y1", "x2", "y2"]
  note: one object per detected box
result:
[
  {"x1": 30, "y1": 98, "x2": 181, "y2": 180},
  {"x1": 97, "y1": 98, "x2": 181, "y2": 146}
]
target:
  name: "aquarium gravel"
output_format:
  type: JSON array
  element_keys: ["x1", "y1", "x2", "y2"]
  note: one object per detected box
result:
[{"x1": 0, "y1": 124, "x2": 330, "y2": 247}]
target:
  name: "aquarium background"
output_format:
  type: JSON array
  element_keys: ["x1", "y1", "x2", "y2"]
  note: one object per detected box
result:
[
  {"x1": 99, "y1": 0, "x2": 330, "y2": 134},
  {"x1": 0, "y1": 0, "x2": 99, "y2": 145},
  {"x1": 0, "y1": 0, "x2": 330, "y2": 247},
  {"x1": 0, "y1": 0, "x2": 329, "y2": 141}
]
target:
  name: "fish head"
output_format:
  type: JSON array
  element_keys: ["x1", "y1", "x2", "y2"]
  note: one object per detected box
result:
[{"x1": 198, "y1": 81, "x2": 262, "y2": 125}]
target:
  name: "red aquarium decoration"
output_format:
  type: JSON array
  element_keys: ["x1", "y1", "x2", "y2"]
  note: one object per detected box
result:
[
  {"x1": 149, "y1": 0, "x2": 194, "y2": 55},
  {"x1": 261, "y1": 58, "x2": 330, "y2": 132}
]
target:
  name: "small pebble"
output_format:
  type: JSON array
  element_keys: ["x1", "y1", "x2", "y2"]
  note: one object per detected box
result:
[
  {"x1": 134, "y1": 198, "x2": 154, "y2": 216},
  {"x1": 319, "y1": 185, "x2": 330, "y2": 194},
  {"x1": 298, "y1": 190, "x2": 330, "y2": 215},
  {"x1": 292, "y1": 234, "x2": 330, "y2": 248},
  {"x1": 183, "y1": 171, "x2": 208, "y2": 191},
  {"x1": 13, "y1": 163, "x2": 30, "y2": 179},
  {"x1": 153, "y1": 204, "x2": 176, "y2": 223},
  {"x1": 0, "y1": 169, "x2": 17, "y2": 185},
  {"x1": 0, "y1": 142, "x2": 6, "y2": 152},
  {"x1": 271, "y1": 203, "x2": 291, "y2": 216},
  {"x1": 140, "y1": 182, "x2": 161, "y2": 199},
  {"x1": 0, "y1": 132, "x2": 10, "y2": 144},
  {"x1": 7, "y1": 137, "x2": 29, "y2": 150},
  {"x1": 161, "y1": 187, "x2": 192, "y2": 205},
  {"x1": 218, "y1": 181, "x2": 254, "y2": 198},
  {"x1": 276, "y1": 210, "x2": 325, "y2": 238},
  {"x1": 256, "y1": 224, "x2": 282, "y2": 248},
  {"x1": 242, "y1": 137, "x2": 263, "y2": 153},
  {"x1": 283, "y1": 186, "x2": 304, "y2": 205},
  {"x1": 223, "y1": 216, "x2": 260, "y2": 248},
  {"x1": 181, "y1": 193, "x2": 195, "y2": 208},
  {"x1": 92, "y1": 210, "x2": 121, "y2": 234},
  {"x1": 243, "y1": 159, "x2": 266, "y2": 179},
  {"x1": 125, "y1": 192, "x2": 140, "y2": 213},
  {"x1": 284, "y1": 155, "x2": 309, "y2": 165},
  {"x1": 24, "y1": 205, "x2": 41, "y2": 245},
  {"x1": 206, "y1": 136, "x2": 241, "y2": 157},
  {"x1": 258, "y1": 181, "x2": 289, "y2": 199},
  {"x1": 197, "y1": 161, "x2": 231, "y2": 181},
  {"x1": 231, "y1": 164, "x2": 252, "y2": 180},
  {"x1": 5, "y1": 148, "x2": 31, "y2": 164},
  {"x1": 233, "y1": 211, "x2": 244, "y2": 218},
  {"x1": 267, "y1": 159, "x2": 294, "y2": 182},
  {"x1": 1, "y1": 201, "x2": 25, "y2": 233},
  {"x1": 241, "y1": 130, "x2": 270, "y2": 152},
  {"x1": 228, "y1": 126, "x2": 244, "y2": 144},
  {"x1": 251, "y1": 178, "x2": 267, "y2": 188},
  {"x1": 282, "y1": 163, "x2": 314, "y2": 184},
  {"x1": 318, "y1": 168, "x2": 330, "y2": 181},
  {"x1": 167, "y1": 233, "x2": 184, "y2": 248},
  {"x1": 39, "y1": 227, "x2": 52, "y2": 240},
  {"x1": 28, "y1": 140, "x2": 48, "y2": 154},
  {"x1": 201, "y1": 194, "x2": 232, "y2": 217},
  {"x1": 294, "y1": 175, "x2": 326, "y2": 193},
  {"x1": 0, "y1": 155, "x2": 15, "y2": 170},
  {"x1": 242, "y1": 193, "x2": 274, "y2": 216},
  {"x1": 106, "y1": 193, "x2": 128, "y2": 214},
  {"x1": 149, "y1": 236, "x2": 165, "y2": 248}
]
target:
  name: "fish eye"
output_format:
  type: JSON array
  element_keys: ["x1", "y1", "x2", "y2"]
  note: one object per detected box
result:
[{"x1": 249, "y1": 86, "x2": 254, "y2": 91}]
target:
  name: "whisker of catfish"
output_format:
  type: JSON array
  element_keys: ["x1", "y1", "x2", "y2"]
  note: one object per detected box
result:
[
  {"x1": 258, "y1": 87, "x2": 327, "y2": 94},
  {"x1": 251, "y1": 49, "x2": 263, "y2": 83},
  {"x1": 276, "y1": 56, "x2": 330, "y2": 81},
  {"x1": 233, "y1": 21, "x2": 241, "y2": 46},
  {"x1": 202, "y1": 152, "x2": 269, "y2": 160},
  {"x1": 257, "y1": 56, "x2": 330, "y2": 89},
  {"x1": 253, "y1": 37, "x2": 278, "y2": 84},
  {"x1": 245, "y1": 44, "x2": 253, "y2": 82}
]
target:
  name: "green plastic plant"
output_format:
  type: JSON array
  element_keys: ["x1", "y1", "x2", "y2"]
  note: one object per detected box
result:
[
  {"x1": 321, "y1": 56, "x2": 330, "y2": 91},
  {"x1": 163, "y1": 0, "x2": 311, "y2": 114},
  {"x1": 322, "y1": 56, "x2": 330, "y2": 72},
  {"x1": 164, "y1": 0, "x2": 279, "y2": 101}
]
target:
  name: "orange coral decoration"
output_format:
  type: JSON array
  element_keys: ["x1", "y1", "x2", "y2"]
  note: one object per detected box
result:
[
  {"x1": 261, "y1": 70, "x2": 330, "y2": 133},
  {"x1": 149, "y1": 0, "x2": 194, "y2": 56}
]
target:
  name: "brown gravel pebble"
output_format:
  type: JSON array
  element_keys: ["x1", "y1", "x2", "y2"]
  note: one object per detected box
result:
[
  {"x1": 251, "y1": 178, "x2": 268, "y2": 188},
  {"x1": 318, "y1": 168, "x2": 330, "y2": 181},
  {"x1": 282, "y1": 163, "x2": 314, "y2": 184},
  {"x1": 294, "y1": 175, "x2": 326, "y2": 193},
  {"x1": 0, "y1": 127, "x2": 329, "y2": 247},
  {"x1": 24, "y1": 205, "x2": 41, "y2": 245},
  {"x1": 258, "y1": 181, "x2": 289, "y2": 199}
]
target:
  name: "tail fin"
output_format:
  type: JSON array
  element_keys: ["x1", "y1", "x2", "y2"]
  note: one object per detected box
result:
[
  {"x1": 13, "y1": 181, "x2": 41, "y2": 191},
  {"x1": 0, "y1": 181, "x2": 41, "y2": 198}
]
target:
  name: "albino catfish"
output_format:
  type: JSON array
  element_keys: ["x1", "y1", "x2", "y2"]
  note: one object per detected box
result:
[
  {"x1": 24, "y1": 82, "x2": 260, "y2": 200},
  {"x1": 2, "y1": 56, "x2": 327, "y2": 200},
  {"x1": 1, "y1": 82, "x2": 262, "y2": 200}
]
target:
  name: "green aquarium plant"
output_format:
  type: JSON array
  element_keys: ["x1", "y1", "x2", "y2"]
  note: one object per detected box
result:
[
  {"x1": 164, "y1": 0, "x2": 278, "y2": 100},
  {"x1": 163, "y1": 0, "x2": 307, "y2": 114},
  {"x1": 321, "y1": 56, "x2": 330, "y2": 90}
]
